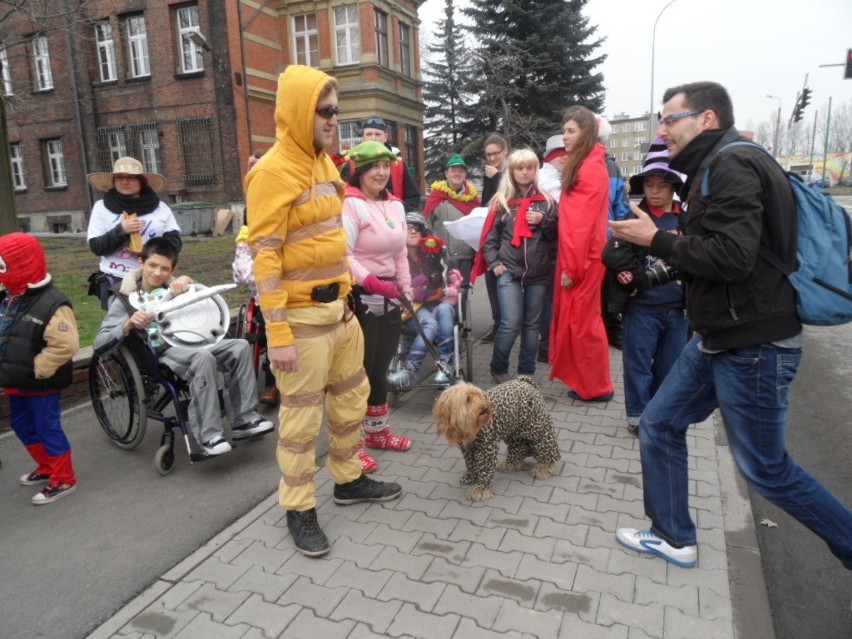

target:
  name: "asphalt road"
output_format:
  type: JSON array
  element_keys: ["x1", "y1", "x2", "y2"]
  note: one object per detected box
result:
[
  {"x1": 0, "y1": 397, "x2": 285, "y2": 639},
  {"x1": 750, "y1": 323, "x2": 852, "y2": 639}
]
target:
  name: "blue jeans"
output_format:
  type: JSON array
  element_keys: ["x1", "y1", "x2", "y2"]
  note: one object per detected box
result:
[
  {"x1": 491, "y1": 272, "x2": 547, "y2": 376},
  {"x1": 640, "y1": 334, "x2": 852, "y2": 567},
  {"x1": 622, "y1": 307, "x2": 689, "y2": 425},
  {"x1": 405, "y1": 302, "x2": 456, "y2": 373}
]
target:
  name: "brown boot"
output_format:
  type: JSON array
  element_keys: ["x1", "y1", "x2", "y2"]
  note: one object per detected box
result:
[{"x1": 259, "y1": 386, "x2": 279, "y2": 405}]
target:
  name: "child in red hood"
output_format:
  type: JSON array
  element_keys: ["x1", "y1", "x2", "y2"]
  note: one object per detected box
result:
[{"x1": 0, "y1": 233, "x2": 80, "y2": 504}]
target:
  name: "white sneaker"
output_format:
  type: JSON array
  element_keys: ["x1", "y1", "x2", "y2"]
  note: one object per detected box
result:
[
  {"x1": 434, "y1": 370, "x2": 451, "y2": 384},
  {"x1": 232, "y1": 417, "x2": 274, "y2": 440},
  {"x1": 202, "y1": 437, "x2": 232, "y2": 456},
  {"x1": 616, "y1": 528, "x2": 697, "y2": 567},
  {"x1": 387, "y1": 369, "x2": 412, "y2": 389}
]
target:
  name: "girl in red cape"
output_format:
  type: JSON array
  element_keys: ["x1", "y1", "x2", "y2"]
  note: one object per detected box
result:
[{"x1": 549, "y1": 106, "x2": 614, "y2": 401}]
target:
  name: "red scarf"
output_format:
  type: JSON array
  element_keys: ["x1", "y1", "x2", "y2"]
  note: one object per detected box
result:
[
  {"x1": 646, "y1": 200, "x2": 681, "y2": 218},
  {"x1": 508, "y1": 194, "x2": 546, "y2": 247},
  {"x1": 423, "y1": 182, "x2": 481, "y2": 218}
]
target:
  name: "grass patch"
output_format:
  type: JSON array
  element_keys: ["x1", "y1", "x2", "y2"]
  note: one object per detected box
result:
[{"x1": 41, "y1": 235, "x2": 250, "y2": 347}]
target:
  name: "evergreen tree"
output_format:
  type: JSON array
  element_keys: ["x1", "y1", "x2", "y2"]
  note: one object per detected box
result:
[
  {"x1": 422, "y1": 0, "x2": 476, "y2": 182},
  {"x1": 464, "y1": 0, "x2": 606, "y2": 153}
]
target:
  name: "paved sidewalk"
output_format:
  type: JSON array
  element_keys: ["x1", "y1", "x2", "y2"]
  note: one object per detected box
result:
[{"x1": 88, "y1": 340, "x2": 771, "y2": 639}]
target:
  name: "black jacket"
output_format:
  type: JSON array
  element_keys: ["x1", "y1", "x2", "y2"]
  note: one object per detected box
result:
[
  {"x1": 483, "y1": 194, "x2": 557, "y2": 286},
  {"x1": 0, "y1": 285, "x2": 73, "y2": 390},
  {"x1": 651, "y1": 128, "x2": 800, "y2": 349}
]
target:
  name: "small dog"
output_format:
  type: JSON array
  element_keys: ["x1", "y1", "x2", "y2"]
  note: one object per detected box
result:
[{"x1": 433, "y1": 376, "x2": 560, "y2": 502}]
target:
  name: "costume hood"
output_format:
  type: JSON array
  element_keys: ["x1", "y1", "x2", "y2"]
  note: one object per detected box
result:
[
  {"x1": 275, "y1": 65, "x2": 332, "y2": 162},
  {"x1": 0, "y1": 233, "x2": 48, "y2": 294}
]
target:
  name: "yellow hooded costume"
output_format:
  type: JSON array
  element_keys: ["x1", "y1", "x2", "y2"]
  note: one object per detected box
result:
[
  {"x1": 246, "y1": 65, "x2": 352, "y2": 349},
  {"x1": 245, "y1": 65, "x2": 367, "y2": 512}
]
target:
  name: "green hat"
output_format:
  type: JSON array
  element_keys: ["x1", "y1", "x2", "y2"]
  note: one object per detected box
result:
[
  {"x1": 446, "y1": 154, "x2": 467, "y2": 169},
  {"x1": 345, "y1": 140, "x2": 399, "y2": 170}
]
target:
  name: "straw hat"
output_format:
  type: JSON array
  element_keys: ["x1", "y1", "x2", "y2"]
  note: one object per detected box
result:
[{"x1": 87, "y1": 157, "x2": 166, "y2": 192}]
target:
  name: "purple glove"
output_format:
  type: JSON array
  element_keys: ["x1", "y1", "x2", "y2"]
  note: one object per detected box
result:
[
  {"x1": 411, "y1": 274, "x2": 429, "y2": 302},
  {"x1": 363, "y1": 274, "x2": 400, "y2": 299}
]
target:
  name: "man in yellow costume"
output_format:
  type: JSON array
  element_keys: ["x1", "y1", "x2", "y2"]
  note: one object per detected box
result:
[{"x1": 246, "y1": 65, "x2": 402, "y2": 557}]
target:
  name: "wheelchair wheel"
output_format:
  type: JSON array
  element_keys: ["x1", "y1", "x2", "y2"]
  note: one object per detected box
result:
[
  {"x1": 460, "y1": 287, "x2": 474, "y2": 382},
  {"x1": 89, "y1": 344, "x2": 148, "y2": 450},
  {"x1": 154, "y1": 444, "x2": 175, "y2": 476}
]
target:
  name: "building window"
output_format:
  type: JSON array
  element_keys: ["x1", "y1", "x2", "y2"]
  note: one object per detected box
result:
[
  {"x1": 375, "y1": 9, "x2": 389, "y2": 67},
  {"x1": 399, "y1": 23, "x2": 411, "y2": 76},
  {"x1": 293, "y1": 13, "x2": 318, "y2": 67},
  {"x1": 43, "y1": 139, "x2": 66, "y2": 187},
  {"x1": 32, "y1": 35, "x2": 53, "y2": 91},
  {"x1": 94, "y1": 21, "x2": 117, "y2": 82},
  {"x1": 0, "y1": 47, "x2": 12, "y2": 95},
  {"x1": 621, "y1": 152, "x2": 630, "y2": 162},
  {"x1": 634, "y1": 151, "x2": 643, "y2": 161},
  {"x1": 338, "y1": 121, "x2": 361, "y2": 152},
  {"x1": 134, "y1": 124, "x2": 161, "y2": 174},
  {"x1": 334, "y1": 5, "x2": 361, "y2": 65},
  {"x1": 179, "y1": 117, "x2": 216, "y2": 184},
  {"x1": 635, "y1": 121, "x2": 647, "y2": 132},
  {"x1": 621, "y1": 138, "x2": 629, "y2": 147},
  {"x1": 404, "y1": 125, "x2": 418, "y2": 178},
  {"x1": 126, "y1": 15, "x2": 150, "y2": 78},
  {"x1": 384, "y1": 119, "x2": 397, "y2": 147},
  {"x1": 611, "y1": 124, "x2": 619, "y2": 133},
  {"x1": 10, "y1": 143, "x2": 25, "y2": 190},
  {"x1": 177, "y1": 5, "x2": 203, "y2": 73}
]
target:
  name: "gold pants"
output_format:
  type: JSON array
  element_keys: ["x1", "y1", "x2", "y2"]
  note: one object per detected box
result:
[{"x1": 274, "y1": 300, "x2": 368, "y2": 512}]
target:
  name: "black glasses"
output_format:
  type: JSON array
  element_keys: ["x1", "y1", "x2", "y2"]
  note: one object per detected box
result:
[
  {"x1": 657, "y1": 110, "x2": 703, "y2": 127},
  {"x1": 316, "y1": 105, "x2": 340, "y2": 119}
]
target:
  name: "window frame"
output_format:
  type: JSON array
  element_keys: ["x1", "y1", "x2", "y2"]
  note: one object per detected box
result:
[
  {"x1": 32, "y1": 35, "x2": 54, "y2": 91},
  {"x1": 375, "y1": 9, "x2": 389, "y2": 68},
  {"x1": 10, "y1": 143, "x2": 25, "y2": 191},
  {"x1": 178, "y1": 116, "x2": 216, "y2": 185},
  {"x1": 0, "y1": 47, "x2": 12, "y2": 96},
  {"x1": 125, "y1": 15, "x2": 151, "y2": 79},
  {"x1": 177, "y1": 5, "x2": 203, "y2": 74},
  {"x1": 399, "y1": 23, "x2": 411, "y2": 77},
  {"x1": 94, "y1": 21, "x2": 117, "y2": 83},
  {"x1": 44, "y1": 139, "x2": 67, "y2": 187},
  {"x1": 293, "y1": 13, "x2": 319, "y2": 67},
  {"x1": 338, "y1": 121, "x2": 361, "y2": 152},
  {"x1": 334, "y1": 5, "x2": 361, "y2": 66}
]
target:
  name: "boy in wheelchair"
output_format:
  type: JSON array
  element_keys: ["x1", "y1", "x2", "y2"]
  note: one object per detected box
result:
[
  {"x1": 93, "y1": 238, "x2": 274, "y2": 455},
  {"x1": 387, "y1": 213, "x2": 462, "y2": 388}
]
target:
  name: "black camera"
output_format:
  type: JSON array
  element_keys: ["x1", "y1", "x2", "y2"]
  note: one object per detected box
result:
[
  {"x1": 311, "y1": 282, "x2": 340, "y2": 303},
  {"x1": 644, "y1": 262, "x2": 679, "y2": 288}
]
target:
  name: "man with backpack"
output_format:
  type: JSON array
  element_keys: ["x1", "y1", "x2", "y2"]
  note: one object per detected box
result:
[{"x1": 609, "y1": 81, "x2": 852, "y2": 570}]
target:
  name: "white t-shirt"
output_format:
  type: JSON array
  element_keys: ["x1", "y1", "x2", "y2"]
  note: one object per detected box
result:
[{"x1": 87, "y1": 199, "x2": 181, "y2": 278}]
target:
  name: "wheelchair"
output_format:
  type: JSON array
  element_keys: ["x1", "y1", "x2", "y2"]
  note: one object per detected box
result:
[
  {"x1": 387, "y1": 283, "x2": 474, "y2": 404},
  {"x1": 89, "y1": 283, "x2": 248, "y2": 475},
  {"x1": 234, "y1": 296, "x2": 267, "y2": 376}
]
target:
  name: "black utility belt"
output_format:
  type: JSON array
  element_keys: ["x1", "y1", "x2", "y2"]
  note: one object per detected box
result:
[{"x1": 311, "y1": 282, "x2": 340, "y2": 303}]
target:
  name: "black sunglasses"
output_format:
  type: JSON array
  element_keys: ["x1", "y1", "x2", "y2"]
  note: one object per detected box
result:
[{"x1": 316, "y1": 105, "x2": 340, "y2": 119}]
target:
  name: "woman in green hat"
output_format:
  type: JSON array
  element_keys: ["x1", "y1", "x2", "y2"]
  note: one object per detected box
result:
[{"x1": 342, "y1": 140, "x2": 414, "y2": 473}]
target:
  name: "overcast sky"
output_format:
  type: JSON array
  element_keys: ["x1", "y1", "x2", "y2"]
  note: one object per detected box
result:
[{"x1": 418, "y1": 0, "x2": 852, "y2": 130}]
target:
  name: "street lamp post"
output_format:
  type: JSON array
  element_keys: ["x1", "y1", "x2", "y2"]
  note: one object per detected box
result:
[
  {"x1": 766, "y1": 94, "x2": 782, "y2": 159},
  {"x1": 649, "y1": 0, "x2": 680, "y2": 138}
]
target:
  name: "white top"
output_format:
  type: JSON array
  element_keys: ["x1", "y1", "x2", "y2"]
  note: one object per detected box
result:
[{"x1": 87, "y1": 199, "x2": 181, "y2": 278}]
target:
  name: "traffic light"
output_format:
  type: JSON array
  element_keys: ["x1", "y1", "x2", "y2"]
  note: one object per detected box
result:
[
  {"x1": 800, "y1": 88, "x2": 812, "y2": 111},
  {"x1": 793, "y1": 88, "x2": 812, "y2": 123},
  {"x1": 845, "y1": 48, "x2": 852, "y2": 80}
]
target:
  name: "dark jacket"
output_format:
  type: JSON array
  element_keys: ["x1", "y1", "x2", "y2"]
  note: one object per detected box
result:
[
  {"x1": 602, "y1": 199, "x2": 685, "y2": 315},
  {"x1": 483, "y1": 193, "x2": 557, "y2": 286},
  {"x1": 651, "y1": 128, "x2": 800, "y2": 349},
  {"x1": 0, "y1": 285, "x2": 73, "y2": 390},
  {"x1": 481, "y1": 171, "x2": 502, "y2": 209}
]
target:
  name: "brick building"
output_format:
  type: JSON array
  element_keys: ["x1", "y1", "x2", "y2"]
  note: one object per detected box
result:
[{"x1": 0, "y1": 0, "x2": 425, "y2": 233}]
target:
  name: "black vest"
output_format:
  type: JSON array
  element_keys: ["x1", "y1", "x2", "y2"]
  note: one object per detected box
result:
[{"x1": 0, "y1": 284, "x2": 74, "y2": 390}]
